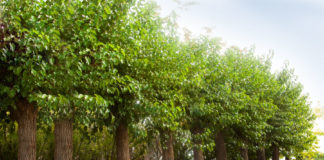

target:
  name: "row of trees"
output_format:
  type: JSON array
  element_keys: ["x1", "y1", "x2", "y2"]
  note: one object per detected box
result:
[{"x1": 0, "y1": 0, "x2": 316, "y2": 160}]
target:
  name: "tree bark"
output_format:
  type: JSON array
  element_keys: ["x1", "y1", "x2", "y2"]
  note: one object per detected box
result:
[
  {"x1": 54, "y1": 119, "x2": 73, "y2": 160},
  {"x1": 215, "y1": 132, "x2": 227, "y2": 160},
  {"x1": 272, "y1": 145, "x2": 279, "y2": 160},
  {"x1": 13, "y1": 99, "x2": 38, "y2": 160},
  {"x1": 240, "y1": 147, "x2": 248, "y2": 160},
  {"x1": 191, "y1": 128, "x2": 204, "y2": 160},
  {"x1": 193, "y1": 147, "x2": 204, "y2": 160},
  {"x1": 144, "y1": 152, "x2": 151, "y2": 160},
  {"x1": 144, "y1": 146, "x2": 153, "y2": 160},
  {"x1": 161, "y1": 130, "x2": 174, "y2": 160},
  {"x1": 115, "y1": 120, "x2": 130, "y2": 160},
  {"x1": 257, "y1": 147, "x2": 266, "y2": 160},
  {"x1": 144, "y1": 140, "x2": 155, "y2": 160}
]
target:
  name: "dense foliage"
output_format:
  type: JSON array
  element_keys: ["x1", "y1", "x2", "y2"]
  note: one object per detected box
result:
[{"x1": 0, "y1": 0, "x2": 318, "y2": 160}]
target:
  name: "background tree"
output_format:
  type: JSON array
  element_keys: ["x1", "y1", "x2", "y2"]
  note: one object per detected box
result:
[
  {"x1": 202, "y1": 48, "x2": 278, "y2": 160},
  {"x1": 266, "y1": 66, "x2": 316, "y2": 160},
  {"x1": 180, "y1": 36, "x2": 222, "y2": 160},
  {"x1": 141, "y1": 19, "x2": 183, "y2": 160}
]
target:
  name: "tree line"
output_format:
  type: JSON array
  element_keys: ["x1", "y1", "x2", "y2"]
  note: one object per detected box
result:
[{"x1": 0, "y1": 0, "x2": 316, "y2": 160}]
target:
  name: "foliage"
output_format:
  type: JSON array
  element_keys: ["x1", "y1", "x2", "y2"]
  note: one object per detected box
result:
[
  {"x1": 0, "y1": 0, "x2": 318, "y2": 159},
  {"x1": 266, "y1": 65, "x2": 316, "y2": 158}
]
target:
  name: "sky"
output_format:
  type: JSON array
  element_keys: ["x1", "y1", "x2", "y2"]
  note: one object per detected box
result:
[{"x1": 154, "y1": 0, "x2": 324, "y2": 153}]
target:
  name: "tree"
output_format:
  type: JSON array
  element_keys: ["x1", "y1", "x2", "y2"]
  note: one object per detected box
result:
[
  {"x1": 180, "y1": 36, "x2": 222, "y2": 160},
  {"x1": 202, "y1": 47, "x2": 278, "y2": 160},
  {"x1": 3, "y1": 0, "x2": 122, "y2": 159},
  {"x1": 0, "y1": 1, "x2": 46, "y2": 159},
  {"x1": 1, "y1": 0, "x2": 318, "y2": 159},
  {"x1": 78, "y1": 1, "x2": 184, "y2": 159},
  {"x1": 140, "y1": 19, "x2": 183, "y2": 160},
  {"x1": 1, "y1": 0, "x2": 133, "y2": 159},
  {"x1": 266, "y1": 65, "x2": 316, "y2": 160}
]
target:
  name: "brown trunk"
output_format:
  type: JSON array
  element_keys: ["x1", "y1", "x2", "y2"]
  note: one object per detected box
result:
[
  {"x1": 14, "y1": 100, "x2": 38, "y2": 160},
  {"x1": 115, "y1": 120, "x2": 130, "y2": 160},
  {"x1": 215, "y1": 132, "x2": 227, "y2": 160},
  {"x1": 144, "y1": 141, "x2": 154, "y2": 160},
  {"x1": 193, "y1": 147, "x2": 204, "y2": 160},
  {"x1": 257, "y1": 147, "x2": 266, "y2": 160},
  {"x1": 156, "y1": 137, "x2": 163, "y2": 159},
  {"x1": 161, "y1": 130, "x2": 174, "y2": 160},
  {"x1": 272, "y1": 145, "x2": 279, "y2": 160},
  {"x1": 144, "y1": 153, "x2": 150, "y2": 160},
  {"x1": 144, "y1": 148, "x2": 153, "y2": 160},
  {"x1": 144, "y1": 155, "x2": 150, "y2": 160},
  {"x1": 191, "y1": 128, "x2": 204, "y2": 160},
  {"x1": 54, "y1": 119, "x2": 73, "y2": 160},
  {"x1": 240, "y1": 147, "x2": 248, "y2": 160}
]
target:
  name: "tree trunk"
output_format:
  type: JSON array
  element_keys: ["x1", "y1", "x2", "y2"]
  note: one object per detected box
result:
[
  {"x1": 191, "y1": 128, "x2": 204, "y2": 160},
  {"x1": 161, "y1": 130, "x2": 174, "y2": 160},
  {"x1": 193, "y1": 147, "x2": 204, "y2": 160},
  {"x1": 272, "y1": 145, "x2": 279, "y2": 160},
  {"x1": 156, "y1": 137, "x2": 163, "y2": 159},
  {"x1": 54, "y1": 119, "x2": 73, "y2": 160},
  {"x1": 115, "y1": 120, "x2": 130, "y2": 160},
  {"x1": 144, "y1": 152, "x2": 150, "y2": 160},
  {"x1": 144, "y1": 140, "x2": 154, "y2": 160},
  {"x1": 257, "y1": 147, "x2": 266, "y2": 160},
  {"x1": 215, "y1": 132, "x2": 227, "y2": 160},
  {"x1": 144, "y1": 147, "x2": 153, "y2": 160},
  {"x1": 240, "y1": 147, "x2": 248, "y2": 160},
  {"x1": 14, "y1": 100, "x2": 38, "y2": 160}
]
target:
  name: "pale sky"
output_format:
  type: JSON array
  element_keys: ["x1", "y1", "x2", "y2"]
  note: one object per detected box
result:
[{"x1": 154, "y1": 0, "x2": 324, "y2": 153}]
